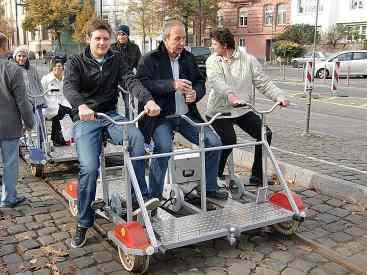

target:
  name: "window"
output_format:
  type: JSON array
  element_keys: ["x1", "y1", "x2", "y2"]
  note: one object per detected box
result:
[
  {"x1": 335, "y1": 53, "x2": 353, "y2": 61},
  {"x1": 217, "y1": 10, "x2": 224, "y2": 27},
  {"x1": 276, "y1": 4, "x2": 287, "y2": 25},
  {"x1": 239, "y1": 38, "x2": 245, "y2": 47},
  {"x1": 353, "y1": 52, "x2": 367, "y2": 60},
  {"x1": 217, "y1": 15, "x2": 224, "y2": 27},
  {"x1": 351, "y1": 0, "x2": 364, "y2": 9},
  {"x1": 264, "y1": 5, "x2": 273, "y2": 25},
  {"x1": 361, "y1": 25, "x2": 367, "y2": 39},
  {"x1": 239, "y1": 7, "x2": 248, "y2": 27},
  {"x1": 41, "y1": 27, "x2": 48, "y2": 41},
  {"x1": 297, "y1": 0, "x2": 304, "y2": 13}
]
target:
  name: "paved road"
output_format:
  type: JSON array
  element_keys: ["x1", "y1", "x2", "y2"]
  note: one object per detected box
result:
[{"x1": 1, "y1": 161, "x2": 366, "y2": 274}]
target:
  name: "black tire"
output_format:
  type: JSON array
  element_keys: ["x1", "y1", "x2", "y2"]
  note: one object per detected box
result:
[
  {"x1": 118, "y1": 248, "x2": 150, "y2": 273},
  {"x1": 316, "y1": 68, "x2": 329, "y2": 79}
]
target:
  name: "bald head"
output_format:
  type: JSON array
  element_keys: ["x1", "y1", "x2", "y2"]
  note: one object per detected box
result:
[{"x1": 163, "y1": 20, "x2": 186, "y2": 58}]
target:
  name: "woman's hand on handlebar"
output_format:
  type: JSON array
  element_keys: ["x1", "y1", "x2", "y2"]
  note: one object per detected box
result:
[
  {"x1": 144, "y1": 100, "x2": 161, "y2": 117},
  {"x1": 279, "y1": 99, "x2": 289, "y2": 107},
  {"x1": 78, "y1": 104, "x2": 96, "y2": 121},
  {"x1": 227, "y1": 92, "x2": 240, "y2": 106}
]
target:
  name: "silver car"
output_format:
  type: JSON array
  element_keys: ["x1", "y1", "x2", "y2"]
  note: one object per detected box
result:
[
  {"x1": 291, "y1": 52, "x2": 327, "y2": 68},
  {"x1": 314, "y1": 50, "x2": 367, "y2": 78}
]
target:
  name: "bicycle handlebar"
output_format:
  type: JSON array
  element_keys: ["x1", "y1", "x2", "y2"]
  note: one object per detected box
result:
[{"x1": 96, "y1": 111, "x2": 146, "y2": 125}]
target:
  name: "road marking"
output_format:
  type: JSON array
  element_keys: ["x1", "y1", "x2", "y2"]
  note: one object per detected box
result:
[
  {"x1": 281, "y1": 90, "x2": 367, "y2": 109},
  {"x1": 272, "y1": 146, "x2": 367, "y2": 175}
]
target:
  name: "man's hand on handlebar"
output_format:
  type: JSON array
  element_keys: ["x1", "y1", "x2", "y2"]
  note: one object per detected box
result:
[
  {"x1": 228, "y1": 92, "x2": 240, "y2": 106},
  {"x1": 78, "y1": 104, "x2": 96, "y2": 121},
  {"x1": 144, "y1": 100, "x2": 161, "y2": 117}
]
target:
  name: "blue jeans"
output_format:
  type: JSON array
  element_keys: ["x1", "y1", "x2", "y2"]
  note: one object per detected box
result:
[
  {"x1": 73, "y1": 111, "x2": 148, "y2": 228},
  {"x1": 1, "y1": 138, "x2": 20, "y2": 204},
  {"x1": 149, "y1": 116, "x2": 222, "y2": 198}
]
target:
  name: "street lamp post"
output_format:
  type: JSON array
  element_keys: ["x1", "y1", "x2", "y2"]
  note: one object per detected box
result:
[
  {"x1": 198, "y1": 0, "x2": 202, "y2": 46},
  {"x1": 100, "y1": 0, "x2": 103, "y2": 19},
  {"x1": 14, "y1": 0, "x2": 25, "y2": 46},
  {"x1": 305, "y1": 0, "x2": 320, "y2": 134}
]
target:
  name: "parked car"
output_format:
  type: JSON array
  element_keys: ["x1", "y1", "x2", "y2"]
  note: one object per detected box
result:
[
  {"x1": 186, "y1": 46, "x2": 211, "y2": 78},
  {"x1": 314, "y1": 50, "x2": 367, "y2": 78},
  {"x1": 45, "y1": 51, "x2": 67, "y2": 64},
  {"x1": 291, "y1": 52, "x2": 327, "y2": 68}
]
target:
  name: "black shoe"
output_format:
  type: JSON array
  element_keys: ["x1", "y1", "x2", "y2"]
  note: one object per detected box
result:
[
  {"x1": 207, "y1": 190, "x2": 229, "y2": 200},
  {"x1": 71, "y1": 226, "x2": 88, "y2": 248},
  {"x1": 0, "y1": 196, "x2": 26, "y2": 208},
  {"x1": 248, "y1": 176, "x2": 275, "y2": 186},
  {"x1": 53, "y1": 140, "x2": 67, "y2": 147}
]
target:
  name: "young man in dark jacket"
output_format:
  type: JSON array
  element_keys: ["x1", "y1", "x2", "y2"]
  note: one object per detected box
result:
[
  {"x1": 111, "y1": 25, "x2": 142, "y2": 118},
  {"x1": 136, "y1": 20, "x2": 228, "y2": 201},
  {"x1": 63, "y1": 19, "x2": 160, "y2": 248},
  {"x1": 0, "y1": 33, "x2": 34, "y2": 208}
]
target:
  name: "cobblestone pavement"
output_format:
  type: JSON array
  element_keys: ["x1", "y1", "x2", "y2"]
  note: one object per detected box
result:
[
  {"x1": 1, "y1": 161, "x2": 366, "y2": 274},
  {"x1": 236, "y1": 118, "x2": 367, "y2": 188}
]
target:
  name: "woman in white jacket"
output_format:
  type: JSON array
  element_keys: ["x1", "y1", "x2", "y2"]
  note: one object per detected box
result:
[
  {"x1": 206, "y1": 28, "x2": 289, "y2": 186},
  {"x1": 41, "y1": 59, "x2": 72, "y2": 146}
]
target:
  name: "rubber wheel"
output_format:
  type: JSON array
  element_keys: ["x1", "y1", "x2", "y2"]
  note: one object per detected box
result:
[
  {"x1": 118, "y1": 247, "x2": 150, "y2": 273},
  {"x1": 31, "y1": 164, "x2": 45, "y2": 178},
  {"x1": 272, "y1": 220, "x2": 300, "y2": 236},
  {"x1": 228, "y1": 176, "x2": 245, "y2": 200},
  {"x1": 316, "y1": 68, "x2": 329, "y2": 79},
  {"x1": 68, "y1": 199, "x2": 78, "y2": 217}
]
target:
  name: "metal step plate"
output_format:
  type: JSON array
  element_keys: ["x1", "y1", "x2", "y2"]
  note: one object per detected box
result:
[
  {"x1": 48, "y1": 143, "x2": 123, "y2": 162},
  {"x1": 152, "y1": 202, "x2": 293, "y2": 250}
]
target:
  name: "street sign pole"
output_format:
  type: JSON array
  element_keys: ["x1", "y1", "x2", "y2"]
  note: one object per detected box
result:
[{"x1": 305, "y1": 0, "x2": 320, "y2": 134}]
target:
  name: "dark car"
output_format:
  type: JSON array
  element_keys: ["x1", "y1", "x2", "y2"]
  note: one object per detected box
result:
[
  {"x1": 45, "y1": 51, "x2": 67, "y2": 64},
  {"x1": 186, "y1": 46, "x2": 211, "y2": 78}
]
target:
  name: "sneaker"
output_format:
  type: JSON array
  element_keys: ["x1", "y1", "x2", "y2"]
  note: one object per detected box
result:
[
  {"x1": 0, "y1": 196, "x2": 26, "y2": 208},
  {"x1": 197, "y1": 187, "x2": 229, "y2": 200},
  {"x1": 70, "y1": 226, "x2": 88, "y2": 248},
  {"x1": 207, "y1": 190, "x2": 229, "y2": 200}
]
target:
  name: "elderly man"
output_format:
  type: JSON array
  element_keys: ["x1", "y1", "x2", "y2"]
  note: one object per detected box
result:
[
  {"x1": 137, "y1": 20, "x2": 228, "y2": 201},
  {"x1": 0, "y1": 33, "x2": 34, "y2": 208}
]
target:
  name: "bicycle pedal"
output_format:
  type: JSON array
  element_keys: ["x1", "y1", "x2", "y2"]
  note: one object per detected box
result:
[{"x1": 90, "y1": 199, "x2": 106, "y2": 210}]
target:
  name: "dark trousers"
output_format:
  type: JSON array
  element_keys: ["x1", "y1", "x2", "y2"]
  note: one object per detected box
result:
[
  {"x1": 51, "y1": 104, "x2": 72, "y2": 143},
  {"x1": 208, "y1": 111, "x2": 272, "y2": 179}
]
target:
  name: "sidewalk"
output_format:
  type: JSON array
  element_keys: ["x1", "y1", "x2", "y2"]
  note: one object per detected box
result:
[{"x1": 1, "y1": 161, "x2": 365, "y2": 274}]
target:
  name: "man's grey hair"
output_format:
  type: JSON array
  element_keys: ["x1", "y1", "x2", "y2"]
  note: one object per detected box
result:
[
  {"x1": 162, "y1": 20, "x2": 184, "y2": 40},
  {"x1": 0, "y1": 32, "x2": 8, "y2": 49}
]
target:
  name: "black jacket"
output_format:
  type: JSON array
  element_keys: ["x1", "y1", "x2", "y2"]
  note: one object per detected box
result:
[
  {"x1": 136, "y1": 42, "x2": 205, "y2": 141},
  {"x1": 111, "y1": 40, "x2": 142, "y2": 71},
  {"x1": 64, "y1": 46, "x2": 152, "y2": 121}
]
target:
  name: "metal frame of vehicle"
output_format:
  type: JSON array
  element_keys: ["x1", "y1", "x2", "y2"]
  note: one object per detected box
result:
[{"x1": 64, "y1": 103, "x2": 306, "y2": 273}]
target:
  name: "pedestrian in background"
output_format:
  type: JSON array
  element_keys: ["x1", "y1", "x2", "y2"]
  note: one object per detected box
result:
[
  {"x1": 111, "y1": 25, "x2": 142, "y2": 118},
  {"x1": 41, "y1": 59, "x2": 72, "y2": 146},
  {"x1": 0, "y1": 33, "x2": 34, "y2": 208}
]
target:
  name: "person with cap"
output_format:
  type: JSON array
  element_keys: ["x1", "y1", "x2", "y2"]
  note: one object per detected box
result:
[
  {"x1": 111, "y1": 24, "x2": 142, "y2": 118},
  {"x1": 41, "y1": 59, "x2": 72, "y2": 146},
  {"x1": 0, "y1": 33, "x2": 34, "y2": 208}
]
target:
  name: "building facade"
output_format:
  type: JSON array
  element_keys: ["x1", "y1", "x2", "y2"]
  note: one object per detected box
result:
[
  {"x1": 218, "y1": 0, "x2": 291, "y2": 62},
  {"x1": 291, "y1": 0, "x2": 367, "y2": 41},
  {"x1": 3, "y1": 0, "x2": 53, "y2": 55}
]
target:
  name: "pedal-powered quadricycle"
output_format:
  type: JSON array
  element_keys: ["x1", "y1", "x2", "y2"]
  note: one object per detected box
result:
[{"x1": 64, "y1": 102, "x2": 305, "y2": 273}]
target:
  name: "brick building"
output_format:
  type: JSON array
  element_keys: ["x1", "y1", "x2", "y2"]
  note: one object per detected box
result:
[{"x1": 217, "y1": 0, "x2": 291, "y2": 62}]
